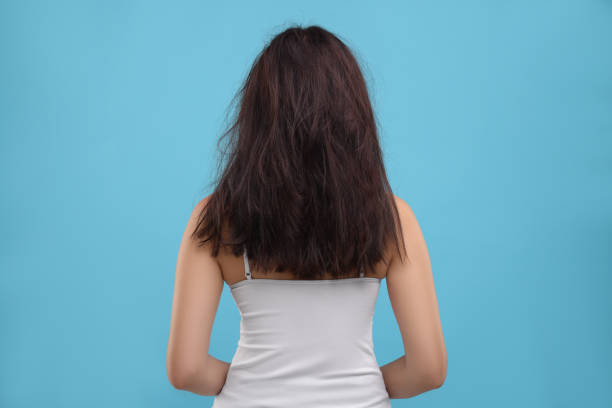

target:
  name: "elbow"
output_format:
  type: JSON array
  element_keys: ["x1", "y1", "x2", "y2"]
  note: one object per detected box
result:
[
  {"x1": 167, "y1": 367, "x2": 194, "y2": 390},
  {"x1": 167, "y1": 359, "x2": 198, "y2": 391},
  {"x1": 424, "y1": 354, "x2": 447, "y2": 390},
  {"x1": 427, "y1": 368, "x2": 446, "y2": 389}
]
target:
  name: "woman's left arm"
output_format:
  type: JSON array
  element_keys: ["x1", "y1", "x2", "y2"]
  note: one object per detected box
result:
[{"x1": 166, "y1": 196, "x2": 229, "y2": 395}]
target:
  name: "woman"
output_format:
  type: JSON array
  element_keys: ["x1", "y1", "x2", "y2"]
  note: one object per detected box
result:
[{"x1": 166, "y1": 25, "x2": 447, "y2": 407}]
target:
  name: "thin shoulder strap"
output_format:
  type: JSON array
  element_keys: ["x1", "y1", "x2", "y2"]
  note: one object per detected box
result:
[{"x1": 243, "y1": 245, "x2": 252, "y2": 280}]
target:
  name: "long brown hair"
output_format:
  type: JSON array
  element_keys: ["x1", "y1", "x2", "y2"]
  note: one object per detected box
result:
[{"x1": 192, "y1": 24, "x2": 406, "y2": 279}]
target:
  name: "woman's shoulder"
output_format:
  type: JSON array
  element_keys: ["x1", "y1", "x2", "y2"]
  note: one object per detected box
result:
[{"x1": 392, "y1": 194, "x2": 413, "y2": 216}]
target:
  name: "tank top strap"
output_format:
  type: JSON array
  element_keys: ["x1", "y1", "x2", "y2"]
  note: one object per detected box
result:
[{"x1": 243, "y1": 245, "x2": 252, "y2": 280}]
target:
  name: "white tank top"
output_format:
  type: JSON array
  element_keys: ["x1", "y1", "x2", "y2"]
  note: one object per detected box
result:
[{"x1": 211, "y1": 247, "x2": 391, "y2": 408}]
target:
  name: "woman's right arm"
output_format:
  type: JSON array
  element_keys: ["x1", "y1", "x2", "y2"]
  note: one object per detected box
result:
[{"x1": 379, "y1": 195, "x2": 447, "y2": 398}]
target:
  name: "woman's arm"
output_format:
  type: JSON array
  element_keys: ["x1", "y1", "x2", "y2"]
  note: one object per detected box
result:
[
  {"x1": 166, "y1": 196, "x2": 229, "y2": 395},
  {"x1": 379, "y1": 195, "x2": 447, "y2": 398},
  {"x1": 169, "y1": 355, "x2": 230, "y2": 396}
]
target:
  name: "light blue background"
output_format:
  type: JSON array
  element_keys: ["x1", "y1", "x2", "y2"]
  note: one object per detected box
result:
[{"x1": 1, "y1": 1, "x2": 610, "y2": 407}]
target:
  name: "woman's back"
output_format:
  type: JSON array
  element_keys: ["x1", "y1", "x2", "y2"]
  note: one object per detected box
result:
[
  {"x1": 166, "y1": 25, "x2": 446, "y2": 404},
  {"x1": 211, "y1": 249, "x2": 391, "y2": 408}
]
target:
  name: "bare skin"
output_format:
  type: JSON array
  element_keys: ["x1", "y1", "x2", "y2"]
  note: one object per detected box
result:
[
  {"x1": 379, "y1": 196, "x2": 447, "y2": 397},
  {"x1": 166, "y1": 194, "x2": 447, "y2": 397}
]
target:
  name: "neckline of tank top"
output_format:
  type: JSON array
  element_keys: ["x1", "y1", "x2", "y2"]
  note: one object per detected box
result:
[{"x1": 229, "y1": 276, "x2": 382, "y2": 290}]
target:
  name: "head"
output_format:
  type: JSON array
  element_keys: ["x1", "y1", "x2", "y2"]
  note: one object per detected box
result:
[{"x1": 192, "y1": 24, "x2": 406, "y2": 279}]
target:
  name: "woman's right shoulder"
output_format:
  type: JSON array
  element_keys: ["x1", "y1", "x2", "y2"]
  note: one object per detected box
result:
[
  {"x1": 392, "y1": 194, "x2": 422, "y2": 239},
  {"x1": 392, "y1": 194, "x2": 414, "y2": 219},
  {"x1": 385, "y1": 194, "x2": 426, "y2": 269}
]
